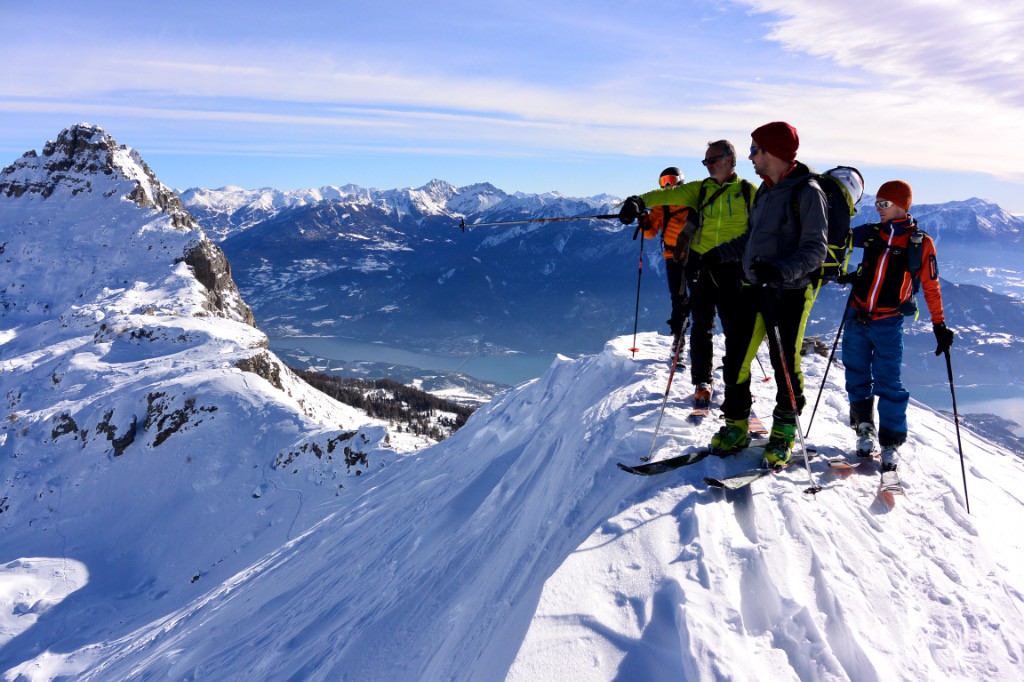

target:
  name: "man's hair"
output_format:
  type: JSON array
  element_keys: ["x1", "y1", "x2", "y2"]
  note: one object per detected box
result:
[{"x1": 707, "y1": 140, "x2": 736, "y2": 160}]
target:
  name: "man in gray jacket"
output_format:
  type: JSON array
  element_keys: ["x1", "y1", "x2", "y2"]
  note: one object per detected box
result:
[{"x1": 699, "y1": 121, "x2": 828, "y2": 468}]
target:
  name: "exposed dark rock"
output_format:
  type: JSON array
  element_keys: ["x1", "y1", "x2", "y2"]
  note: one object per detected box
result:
[
  {"x1": 96, "y1": 409, "x2": 138, "y2": 456},
  {"x1": 236, "y1": 352, "x2": 283, "y2": 390},
  {"x1": 274, "y1": 431, "x2": 357, "y2": 469},
  {"x1": 51, "y1": 412, "x2": 80, "y2": 441},
  {"x1": 144, "y1": 392, "x2": 218, "y2": 448},
  {"x1": 181, "y1": 239, "x2": 255, "y2": 325}
]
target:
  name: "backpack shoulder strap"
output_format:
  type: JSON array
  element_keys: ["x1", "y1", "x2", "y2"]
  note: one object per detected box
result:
[
  {"x1": 907, "y1": 228, "x2": 927, "y2": 293},
  {"x1": 789, "y1": 174, "x2": 816, "y2": 229},
  {"x1": 695, "y1": 181, "x2": 708, "y2": 226},
  {"x1": 740, "y1": 180, "x2": 755, "y2": 213},
  {"x1": 695, "y1": 179, "x2": 729, "y2": 228}
]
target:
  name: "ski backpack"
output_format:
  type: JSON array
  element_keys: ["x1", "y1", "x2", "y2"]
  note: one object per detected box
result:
[{"x1": 791, "y1": 166, "x2": 864, "y2": 286}]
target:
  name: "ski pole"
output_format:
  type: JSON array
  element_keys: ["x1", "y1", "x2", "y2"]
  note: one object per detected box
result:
[
  {"x1": 806, "y1": 289, "x2": 855, "y2": 438},
  {"x1": 764, "y1": 288, "x2": 822, "y2": 495},
  {"x1": 755, "y1": 350, "x2": 771, "y2": 382},
  {"x1": 458, "y1": 214, "x2": 619, "y2": 231},
  {"x1": 629, "y1": 223, "x2": 645, "y2": 356},
  {"x1": 642, "y1": 331, "x2": 688, "y2": 461},
  {"x1": 944, "y1": 349, "x2": 970, "y2": 513}
]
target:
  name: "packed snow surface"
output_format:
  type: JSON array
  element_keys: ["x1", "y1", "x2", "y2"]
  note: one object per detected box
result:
[{"x1": 4, "y1": 333, "x2": 1022, "y2": 680}]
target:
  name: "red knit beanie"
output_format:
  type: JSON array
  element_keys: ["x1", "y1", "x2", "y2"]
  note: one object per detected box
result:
[
  {"x1": 751, "y1": 122, "x2": 799, "y2": 163},
  {"x1": 877, "y1": 180, "x2": 913, "y2": 211}
]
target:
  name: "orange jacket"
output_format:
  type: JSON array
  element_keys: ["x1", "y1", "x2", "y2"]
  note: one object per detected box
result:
[
  {"x1": 639, "y1": 204, "x2": 691, "y2": 260},
  {"x1": 849, "y1": 217, "x2": 945, "y2": 324}
]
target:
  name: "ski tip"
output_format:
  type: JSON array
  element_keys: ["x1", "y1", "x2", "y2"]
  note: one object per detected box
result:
[
  {"x1": 703, "y1": 476, "x2": 725, "y2": 488},
  {"x1": 617, "y1": 462, "x2": 639, "y2": 475}
]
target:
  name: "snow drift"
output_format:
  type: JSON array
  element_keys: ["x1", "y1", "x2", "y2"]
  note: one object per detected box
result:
[{"x1": 7, "y1": 331, "x2": 1024, "y2": 680}]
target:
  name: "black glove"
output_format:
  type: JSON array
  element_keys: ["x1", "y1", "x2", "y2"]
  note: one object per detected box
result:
[
  {"x1": 835, "y1": 270, "x2": 860, "y2": 285},
  {"x1": 933, "y1": 322, "x2": 954, "y2": 355},
  {"x1": 751, "y1": 257, "x2": 784, "y2": 285},
  {"x1": 619, "y1": 195, "x2": 645, "y2": 224},
  {"x1": 701, "y1": 246, "x2": 722, "y2": 266}
]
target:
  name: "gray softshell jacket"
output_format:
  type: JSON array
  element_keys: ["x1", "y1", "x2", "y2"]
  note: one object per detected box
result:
[{"x1": 716, "y1": 161, "x2": 828, "y2": 290}]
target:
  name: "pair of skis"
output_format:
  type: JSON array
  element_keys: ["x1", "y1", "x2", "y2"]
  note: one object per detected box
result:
[
  {"x1": 618, "y1": 409, "x2": 770, "y2": 477},
  {"x1": 617, "y1": 444, "x2": 813, "y2": 491}
]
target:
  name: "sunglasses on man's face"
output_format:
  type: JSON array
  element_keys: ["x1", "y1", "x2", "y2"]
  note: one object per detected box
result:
[
  {"x1": 702, "y1": 155, "x2": 725, "y2": 167},
  {"x1": 749, "y1": 145, "x2": 762, "y2": 156},
  {"x1": 875, "y1": 200, "x2": 894, "y2": 209}
]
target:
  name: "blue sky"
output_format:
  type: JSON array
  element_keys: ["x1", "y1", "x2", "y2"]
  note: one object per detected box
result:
[{"x1": 2, "y1": 0, "x2": 1023, "y2": 211}]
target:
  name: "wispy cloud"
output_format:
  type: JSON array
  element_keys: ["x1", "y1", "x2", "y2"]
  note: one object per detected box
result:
[
  {"x1": 2, "y1": 2, "x2": 1023, "y2": 200},
  {"x1": 736, "y1": 0, "x2": 1024, "y2": 105}
]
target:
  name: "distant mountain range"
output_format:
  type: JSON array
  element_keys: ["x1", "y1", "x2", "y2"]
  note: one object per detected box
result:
[
  {"x1": 180, "y1": 180, "x2": 1024, "y2": 360},
  {"x1": 184, "y1": 180, "x2": 1024, "y2": 244}
]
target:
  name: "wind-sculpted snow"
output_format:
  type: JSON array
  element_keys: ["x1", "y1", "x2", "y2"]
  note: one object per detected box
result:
[{"x1": 11, "y1": 334, "x2": 1023, "y2": 680}]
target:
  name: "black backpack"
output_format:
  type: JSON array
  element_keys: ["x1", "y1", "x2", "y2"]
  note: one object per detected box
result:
[{"x1": 790, "y1": 166, "x2": 864, "y2": 286}]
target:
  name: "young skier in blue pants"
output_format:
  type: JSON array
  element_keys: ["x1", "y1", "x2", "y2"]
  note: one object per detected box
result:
[{"x1": 839, "y1": 180, "x2": 955, "y2": 490}]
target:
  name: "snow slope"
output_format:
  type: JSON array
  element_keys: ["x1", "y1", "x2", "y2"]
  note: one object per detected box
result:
[
  {"x1": 0, "y1": 126, "x2": 433, "y2": 677},
  {"x1": 7, "y1": 332, "x2": 1022, "y2": 681}
]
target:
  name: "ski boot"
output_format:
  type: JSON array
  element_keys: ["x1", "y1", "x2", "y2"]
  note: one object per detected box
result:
[
  {"x1": 762, "y1": 421, "x2": 796, "y2": 470},
  {"x1": 878, "y1": 444, "x2": 903, "y2": 488},
  {"x1": 670, "y1": 332, "x2": 686, "y2": 368},
  {"x1": 709, "y1": 418, "x2": 751, "y2": 455},
  {"x1": 694, "y1": 382, "x2": 713, "y2": 409},
  {"x1": 856, "y1": 422, "x2": 878, "y2": 458}
]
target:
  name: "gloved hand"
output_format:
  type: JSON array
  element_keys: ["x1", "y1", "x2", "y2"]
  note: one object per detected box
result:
[
  {"x1": 751, "y1": 257, "x2": 784, "y2": 285},
  {"x1": 933, "y1": 322, "x2": 955, "y2": 355},
  {"x1": 835, "y1": 270, "x2": 860, "y2": 285},
  {"x1": 619, "y1": 195, "x2": 645, "y2": 224},
  {"x1": 701, "y1": 246, "x2": 722, "y2": 266},
  {"x1": 638, "y1": 212, "x2": 658, "y2": 240}
]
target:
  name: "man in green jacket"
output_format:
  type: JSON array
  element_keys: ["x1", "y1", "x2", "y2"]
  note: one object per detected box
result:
[{"x1": 636, "y1": 141, "x2": 756, "y2": 408}]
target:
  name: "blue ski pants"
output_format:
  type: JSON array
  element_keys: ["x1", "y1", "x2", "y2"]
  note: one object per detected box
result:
[{"x1": 842, "y1": 311, "x2": 909, "y2": 444}]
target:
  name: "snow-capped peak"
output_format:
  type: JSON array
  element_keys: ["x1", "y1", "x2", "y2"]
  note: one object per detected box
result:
[
  {"x1": 1, "y1": 126, "x2": 438, "y2": 676},
  {"x1": 0, "y1": 123, "x2": 197, "y2": 233}
]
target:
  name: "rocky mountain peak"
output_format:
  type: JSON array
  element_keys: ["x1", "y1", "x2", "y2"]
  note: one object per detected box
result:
[
  {"x1": 0, "y1": 123, "x2": 198, "y2": 232},
  {"x1": 1, "y1": 124, "x2": 254, "y2": 325},
  {"x1": 417, "y1": 178, "x2": 458, "y2": 199}
]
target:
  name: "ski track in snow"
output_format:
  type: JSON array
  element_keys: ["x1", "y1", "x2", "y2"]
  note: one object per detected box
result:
[{"x1": 4, "y1": 333, "x2": 1021, "y2": 681}]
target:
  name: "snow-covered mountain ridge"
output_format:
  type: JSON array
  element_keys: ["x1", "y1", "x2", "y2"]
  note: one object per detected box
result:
[
  {"x1": 187, "y1": 181, "x2": 1024, "y2": 246},
  {"x1": 181, "y1": 179, "x2": 617, "y2": 241},
  {"x1": 7, "y1": 333, "x2": 1022, "y2": 680},
  {"x1": 854, "y1": 194, "x2": 1022, "y2": 242},
  {"x1": 190, "y1": 179, "x2": 1024, "y2": 360},
  {"x1": 0, "y1": 125, "x2": 441, "y2": 674}
]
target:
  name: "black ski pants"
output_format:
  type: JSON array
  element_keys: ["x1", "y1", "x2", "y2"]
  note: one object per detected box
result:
[
  {"x1": 665, "y1": 257, "x2": 690, "y2": 338},
  {"x1": 685, "y1": 257, "x2": 746, "y2": 385},
  {"x1": 720, "y1": 284, "x2": 815, "y2": 422}
]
